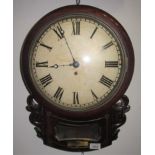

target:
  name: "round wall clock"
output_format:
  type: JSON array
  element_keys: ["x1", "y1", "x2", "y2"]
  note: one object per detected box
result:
[{"x1": 20, "y1": 1, "x2": 134, "y2": 152}]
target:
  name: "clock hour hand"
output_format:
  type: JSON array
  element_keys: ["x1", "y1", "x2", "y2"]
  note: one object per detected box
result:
[
  {"x1": 49, "y1": 60, "x2": 80, "y2": 69},
  {"x1": 49, "y1": 63, "x2": 73, "y2": 69}
]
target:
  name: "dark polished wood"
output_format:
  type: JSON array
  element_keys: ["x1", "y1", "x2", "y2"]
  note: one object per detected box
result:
[
  {"x1": 20, "y1": 5, "x2": 134, "y2": 121},
  {"x1": 26, "y1": 94, "x2": 130, "y2": 152}
]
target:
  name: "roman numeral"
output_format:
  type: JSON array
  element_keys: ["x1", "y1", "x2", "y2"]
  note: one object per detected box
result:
[
  {"x1": 105, "y1": 61, "x2": 119, "y2": 67},
  {"x1": 103, "y1": 41, "x2": 113, "y2": 49},
  {"x1": 91, "y1": 90, "x2": 98, "y2": 100},
  {"x1": 99, "y1": 75, "x2": 113, "y2": 88},
  {"x1": 53, "y1": 24, "x2": 64, "y2": 39},
  {"x1": 73, "y1": 92, "x2": 79, "y2": 104},
  {"x1": 36, "y1": 61, "x2": 48, "y2": 67},
  {"x1": 40, "y1": 74, "x2": 53, "y2": 87},
  {"x1": 53, "y1": 87, "x2": 64, "y2": 101},
  {"x1": 72, "y1": 21, "x2": 80, "y2": 35},
  {"x1": 90, "y1": 27, "x2": 98, "y2": 39},
  {"x1": 40, "y1": 43, "x2": 52, "y2": 51}
]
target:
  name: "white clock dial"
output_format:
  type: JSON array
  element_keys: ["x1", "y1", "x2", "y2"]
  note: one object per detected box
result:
[{"x1": 30, "y1": 17, "x2": 123, "y2": 110}]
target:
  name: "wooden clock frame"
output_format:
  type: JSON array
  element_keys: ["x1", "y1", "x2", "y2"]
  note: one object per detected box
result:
[{"x1": 20, "y1": 5, "x2": 134, "y2": 121}]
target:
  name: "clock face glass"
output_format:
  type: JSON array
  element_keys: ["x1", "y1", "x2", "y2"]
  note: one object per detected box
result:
[{"x1": 30, "y1": 16, "x2": 125, "y2": 111}]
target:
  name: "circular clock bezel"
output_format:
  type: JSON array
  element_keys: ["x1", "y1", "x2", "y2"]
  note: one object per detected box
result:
[{"x1": 20, "y1": 5, "x2": 134, "y2": 121}]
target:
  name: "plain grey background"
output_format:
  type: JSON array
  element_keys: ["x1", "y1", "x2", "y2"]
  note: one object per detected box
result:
[{"x1": 14, "y1": 0, "x2": 141, "y2": 155}]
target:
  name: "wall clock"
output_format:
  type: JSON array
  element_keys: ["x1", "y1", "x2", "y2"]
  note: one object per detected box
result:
[{"x1": 20, "y1": 0, "x2": 134, "y2": 152}]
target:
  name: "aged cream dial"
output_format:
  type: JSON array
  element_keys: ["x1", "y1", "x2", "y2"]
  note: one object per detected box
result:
[{"x1": 30, "y1": 17, "x2": 123, "y2": 110}]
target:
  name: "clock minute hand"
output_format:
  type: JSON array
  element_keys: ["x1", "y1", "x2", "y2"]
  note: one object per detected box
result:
[
  {"x1": 63, "y1": 36, "x2": 76, "y2": 62},
  {"x1": 63, "y1": 36, "x2": 80, "y2": 68},
  {"x1": 57, "y1": 23, "x2": 77, "y2": 63}
]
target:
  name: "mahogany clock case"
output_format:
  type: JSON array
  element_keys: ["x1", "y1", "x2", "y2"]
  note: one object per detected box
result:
[{"x1": 20, "y1": 5, "x2": 134, "y2": 121}]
